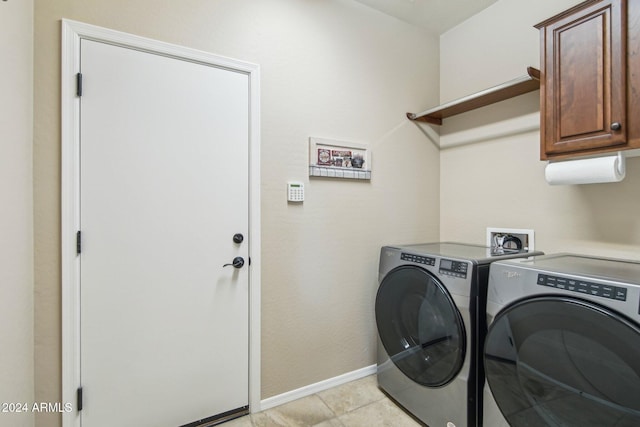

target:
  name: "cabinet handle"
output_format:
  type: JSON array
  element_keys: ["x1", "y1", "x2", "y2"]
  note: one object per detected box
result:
[{"x1": 611, "y1": 122, "x2": 622, "y2": 131}]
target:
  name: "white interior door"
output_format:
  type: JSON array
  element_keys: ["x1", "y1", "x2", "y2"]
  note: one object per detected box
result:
[{"x1": 79, "y1": 38, "x2": 249, "y2": 427}]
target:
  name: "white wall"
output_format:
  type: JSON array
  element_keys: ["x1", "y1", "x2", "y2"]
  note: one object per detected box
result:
[
  {"x1": 0, "y1": 1, "x2": 34, "y2": 426},
  {"x1": 34, "y1": 1, "x2": 440, "y2": 423},
  {"x1": 439, "y1": 0, "x2": 640, "y2": 259}
]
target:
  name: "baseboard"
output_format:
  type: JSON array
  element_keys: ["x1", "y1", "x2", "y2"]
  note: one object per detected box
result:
[{"x1": 258, "y1": 364, "x2": 377, "y2": 412}]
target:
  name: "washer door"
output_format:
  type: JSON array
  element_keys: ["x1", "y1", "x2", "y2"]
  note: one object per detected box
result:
[
  {"x1": 375, "y1": 266, "x2": 466, "y2": 387},
  {"x1": 484, "y1": 296, "x2": 640, "y2": 427}
]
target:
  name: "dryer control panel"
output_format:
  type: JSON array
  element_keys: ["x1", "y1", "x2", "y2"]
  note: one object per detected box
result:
[
  {"x1": 537, "y1": 274, "x2": 628, "y2": 301},
  {"x1": 401, "y1": 253, "x2": 435, "y2": 266},
  {"x1": 439, "y1": 259, "x2": 468, "y2": 278}
]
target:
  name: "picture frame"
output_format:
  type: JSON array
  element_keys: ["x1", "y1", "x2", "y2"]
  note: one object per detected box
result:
[{"x1": 308, "y1": 137, "x2": 371, "y2": 180}]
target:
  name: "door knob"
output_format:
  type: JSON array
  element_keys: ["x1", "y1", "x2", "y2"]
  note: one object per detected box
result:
[
  {"x1": 223, "y1": 257, "x2": 245, "y2": 269},
  {"x1": 611, "y1": 122, "x2": 622, "y2": 131},
  {"x1": 233, "y1": 233, "x2": 244, "y2": 244}
]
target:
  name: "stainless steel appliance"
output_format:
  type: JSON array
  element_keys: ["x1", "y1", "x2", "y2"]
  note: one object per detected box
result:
[
  {"x1": 376, "y1": 242, "x2": 542, "y2": 427},
  {"x1": 484, "y1": 254, "x2": 640, "y2": 427}
]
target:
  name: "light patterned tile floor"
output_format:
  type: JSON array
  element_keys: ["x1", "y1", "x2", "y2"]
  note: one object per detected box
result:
[{"x1": 223, "y1": 375, "x2": 425, "y2": 427}]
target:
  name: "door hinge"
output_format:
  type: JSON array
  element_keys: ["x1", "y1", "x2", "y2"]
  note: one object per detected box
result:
[
  {"x1": 77, "y1": 387, "x2": 83, "y2": 412},
  {"x1": 76, "y1": 230, "x2": 82, "y2": 255},
  {"x1": 76, "y1": 72, "x2": 83, "y2": 97}
]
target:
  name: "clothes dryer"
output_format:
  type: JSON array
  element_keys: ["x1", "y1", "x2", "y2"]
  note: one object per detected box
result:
[
  {"x1": 376, "y1": 243, "x2": 542, "y2": 427},
  {"x1": 484, "y1": 254, "x2": 640, "y2": 427}
]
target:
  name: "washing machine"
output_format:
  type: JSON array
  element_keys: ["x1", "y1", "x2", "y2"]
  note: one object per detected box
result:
[
  {"x1": 483, "y1": 254, "x2": 640, "y2": 427},
  {"x1": 376, "y1": 242, "x2": 543, "y2": 427}
]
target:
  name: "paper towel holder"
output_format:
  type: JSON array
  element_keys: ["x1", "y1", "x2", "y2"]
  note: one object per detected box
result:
[
  {"x1": 545, "y1": 151, "x2": 626, "y2": 185},
  {"x1": 603, "y1": 151, "x2": 626, "y2": 177},
  {"x1": 615, "y1": 151, "x2": 626, "y2": 176}
]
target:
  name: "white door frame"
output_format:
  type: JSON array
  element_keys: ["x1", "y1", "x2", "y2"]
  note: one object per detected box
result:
[{"x1": 60, "y1": 19, "x2": 261, "y2": 427}]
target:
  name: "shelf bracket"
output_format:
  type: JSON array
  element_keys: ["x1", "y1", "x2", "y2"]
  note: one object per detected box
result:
[{"x1": 406, "y1": 112, "x2": 442, "y2": 125}]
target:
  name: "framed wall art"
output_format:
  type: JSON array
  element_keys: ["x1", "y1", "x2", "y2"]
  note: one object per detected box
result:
[{"x1": 309, "y1": 137, "x2": 371, "y2": 180}]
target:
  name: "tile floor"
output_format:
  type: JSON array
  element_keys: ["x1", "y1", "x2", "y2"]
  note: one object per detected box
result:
[{"x1": 224, "y1": 375, "x2": 425, "y2": 427}]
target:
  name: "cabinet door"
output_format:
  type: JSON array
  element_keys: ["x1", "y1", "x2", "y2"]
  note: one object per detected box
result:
[{"x1": 538, "y1": 0, "x2": 626, "y2": 159}]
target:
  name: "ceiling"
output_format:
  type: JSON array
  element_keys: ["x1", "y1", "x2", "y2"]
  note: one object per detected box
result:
[{"x1": 352, "y1": 0, "x2": 499, "y2": 35}]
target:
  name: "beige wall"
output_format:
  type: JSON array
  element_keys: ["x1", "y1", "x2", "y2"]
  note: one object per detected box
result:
[
  {"x1": 34, "y1": 0, "x2": 440, "y2": 424},
  {"x1": 439, "y1": 0, "x2": 640, "y2": 259},
  {"x1": 1, "y1": 1, "x2": 35, "y2": 427}
]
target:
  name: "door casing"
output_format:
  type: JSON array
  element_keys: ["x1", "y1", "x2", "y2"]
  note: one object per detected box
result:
[{"x1": 60, "y1": 19, "x2": 261, "y2": 427}]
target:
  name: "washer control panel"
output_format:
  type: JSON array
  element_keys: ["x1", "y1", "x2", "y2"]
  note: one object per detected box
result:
[
  {"x1": 401, "y1": 253, "x2": 435, "y2": 266},
  {"x1": 439, "y1": 259, "x2": 468, "y2": 278},
  {"x1": 537, "y1": 274, "x2": 627, "y2": 301}
]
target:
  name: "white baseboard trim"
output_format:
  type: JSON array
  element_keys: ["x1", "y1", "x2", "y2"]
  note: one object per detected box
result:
[{"x1": 258, "y1": 364, "x2": 377, "y2": 412}]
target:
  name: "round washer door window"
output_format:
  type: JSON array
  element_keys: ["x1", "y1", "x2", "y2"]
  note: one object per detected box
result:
[
  {"x1": 484, "y1": 296, "x2": 640, "y2": 427},
  {"x1": 375, "y1": 266, "x2": 466, "y2": 387}
]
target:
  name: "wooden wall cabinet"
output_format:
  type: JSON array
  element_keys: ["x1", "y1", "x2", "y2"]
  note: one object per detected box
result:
[{"x1": 536, "y1": 0, "x2": 640, "y2": 160}]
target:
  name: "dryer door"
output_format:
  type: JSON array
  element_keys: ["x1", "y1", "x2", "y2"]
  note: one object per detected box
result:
[
  {"x1": 375, "y1": 266, "x2": 466, "y2": 387},
  {"x1": 484, "y1": 296, "x2": 640, "y2": 427}
]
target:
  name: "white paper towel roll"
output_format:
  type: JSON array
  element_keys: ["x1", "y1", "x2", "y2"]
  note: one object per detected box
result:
[{"x1": 545, "y1": 152, "x2": 626, "y2": 185}]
